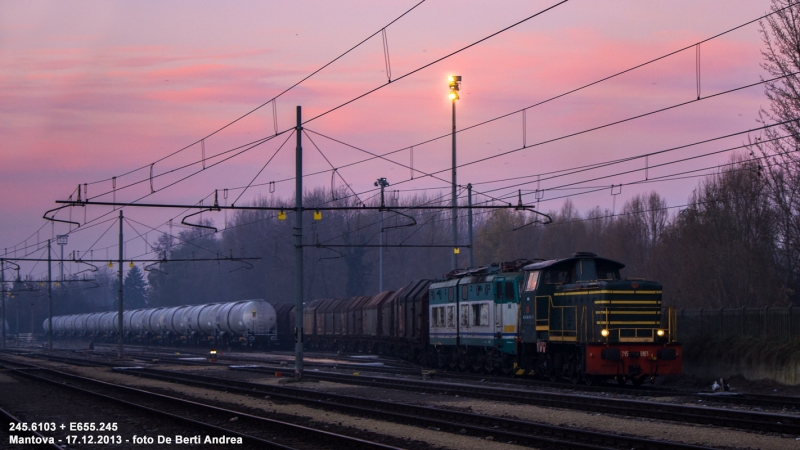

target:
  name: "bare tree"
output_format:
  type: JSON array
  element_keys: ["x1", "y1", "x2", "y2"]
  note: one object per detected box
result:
[{"x1": 754, "y1": 0, "x2": 800, "y2": 304}]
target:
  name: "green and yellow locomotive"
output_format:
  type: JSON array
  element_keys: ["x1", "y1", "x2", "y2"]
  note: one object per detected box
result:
[{"x1": 514, "y1": 252, "x2": 680, "y2": 385}]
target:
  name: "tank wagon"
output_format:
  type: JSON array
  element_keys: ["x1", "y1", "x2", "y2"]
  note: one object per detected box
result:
[
  {"x1": 45, "y1": 299, "x2": 277, "y2": 348},
  {"x1": 302, "y1": 252, "x2": 681, "y2": 385}
]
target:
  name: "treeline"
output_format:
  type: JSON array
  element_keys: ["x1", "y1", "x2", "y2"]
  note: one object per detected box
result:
[{"x1": 2, "y1": 265, "x2": 146, "y2": 335}]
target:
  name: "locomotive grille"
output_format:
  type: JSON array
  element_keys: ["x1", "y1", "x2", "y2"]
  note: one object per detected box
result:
[{"x1": 593, "y1": 290, "x2": 662, "y2": 342}]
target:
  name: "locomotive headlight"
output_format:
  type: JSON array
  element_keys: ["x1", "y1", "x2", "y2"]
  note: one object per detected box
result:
[
  {"x1": 656, "y1": 329, "x2": 665, "y2": 337},
  {"x1": 209, "y1": 349, "x2": 217, "y2": 356},
  {"x1": 600, "y1": 329, "x2": 609, "y2": 337}
]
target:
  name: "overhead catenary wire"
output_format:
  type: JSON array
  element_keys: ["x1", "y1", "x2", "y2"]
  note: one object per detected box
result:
[
  {"x1": 33, "y1": 107, "x2": 793, "y2": 267},
  {"x1": 55, "y1": 116, "x2": 795, "y2": 261},
  {"x1": 303, "y1": 130, "x2": 365, "y2": 206},
  {"x1": 231, "y1": 130, "x2": 295, "y2": 207}
]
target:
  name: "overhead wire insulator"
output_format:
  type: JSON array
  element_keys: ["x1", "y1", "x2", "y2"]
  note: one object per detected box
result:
[
  {"x1": 522, "y1": 109, "x2": 527, "y2": 148},
  {"x1": 201, "y1": 139, "x2": 206, "y2": 169},
  {"x1": 382, "y1": 28, "x2": 392, "y2": 82},
  {"x1": 149, "y1": 164, "x2": 155, "y2": 193},
  {"x1": 695, "y1": 44, "x2": 701, "y2": 99},
  {"x1": 272, "y1": 99, "x2": 278, "y2": 135},
  {"x1": 410, "y1": 146, "x2": 414, "y2": 180}
]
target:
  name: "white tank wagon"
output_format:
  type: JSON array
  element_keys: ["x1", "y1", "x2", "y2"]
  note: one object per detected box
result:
[
  {"x1": 156, "y1": 305, "x2": 187, "y2": 339},
  {"x1": 75, "y1": 315, "x2": 89, "y2": 336},
  {"x1": 44, "y1": 299, "x2": 278, "y2": 348}
]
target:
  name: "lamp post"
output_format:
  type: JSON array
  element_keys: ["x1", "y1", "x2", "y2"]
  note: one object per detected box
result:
[
  {"x1": 56, "y1": 235, "x2": 68, "y2": 282},
  {"x1": 448, "y1": 75, "x2": 461, "y2": 271},
  {"x1": 374, "y1": 177, "x2": 390, "y2": 292}
]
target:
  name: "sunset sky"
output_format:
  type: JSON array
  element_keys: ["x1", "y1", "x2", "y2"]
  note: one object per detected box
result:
[{"x1": 0, "y1": 0, "x2": 777, "y2": 279}]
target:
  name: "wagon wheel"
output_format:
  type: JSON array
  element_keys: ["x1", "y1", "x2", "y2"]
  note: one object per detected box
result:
[
  {"x1": 436, "y1": 351, "x2": 448, "y2": 369},
  {"x1": 484, "y1": 357, "x2": 498, "y2": 375},
  {"x1": 631, "y1": 376, "x2": 645, "y2": 387},
  {"x1": 500, "y1": 356, "x2": 515, "y2": 375}
]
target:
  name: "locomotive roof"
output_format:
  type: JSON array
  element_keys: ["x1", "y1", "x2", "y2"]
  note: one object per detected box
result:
[{"x1": 522, "y1": 252, "x2": 625, "y2": 271}]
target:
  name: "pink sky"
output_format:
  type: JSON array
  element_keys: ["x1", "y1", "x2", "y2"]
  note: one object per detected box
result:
[{"x1": 0, "y1": 0, "x2": 776, "y2": 278}]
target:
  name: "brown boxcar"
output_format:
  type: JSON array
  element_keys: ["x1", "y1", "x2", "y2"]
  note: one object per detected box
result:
[
  {"x1": 380, "y1": 289, "x2": 405, "y2": 338},
  {"x1": 333, "y1": 298, "x2": 351, "y2": 335},
  {"x1": 362, "y1": 291, "x2": 394, "y2": 336},
  {"x1": 303, "y1": 299, "x2": 325, "y2": 339},
  {"x1": 397, "y1": 279, "x2": 431, "y2": 340},
  {"x1": 323, "y1": 299, "x2": 345, "y2": 336},
  {"x1": 347, "y1": 296, "x2": 372, "y2": 335}
]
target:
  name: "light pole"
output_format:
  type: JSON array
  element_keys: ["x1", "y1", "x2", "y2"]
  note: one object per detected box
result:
[
  {"x1": 449, "y1": 75, "x2": 461, "y2": 271},
  {"x1": 374, "y1": 177, "x2": 390, "y2": 292},
  {"x1": 47, "y1": 239, "x2": 52, "y2": 350},
  {"x1": 57, "y1": 235, "x2": 68, "y2": 282}
]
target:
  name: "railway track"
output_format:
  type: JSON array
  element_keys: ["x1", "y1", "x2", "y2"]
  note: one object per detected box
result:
[
  {"x1": 230, "y1": 365, "x2": 800, "y2": 435},
  {"x1": 108, "y1": 364, "x2": 717, "y2": 450},
  {"x1": 12, "y1": 346, "x2": 800, "y2": 413},
  {"x1": 0, "y1": 357, "x2": 404, "y2": 450},
  {"x1": 80, "y1": 345, "x2": 800, "y2": 411}
]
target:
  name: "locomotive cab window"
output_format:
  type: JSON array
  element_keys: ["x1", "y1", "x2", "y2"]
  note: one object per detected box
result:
[
  {"x1": 524, "y1": 271, "x2": 540, "y2": 292},
  {"x1": 504, "y1": 281, "x2": 515, "y2": 301},
  {"x1": 543, "y1": 269, "x2": 571, "y2": 285},
  {"x1": 596, "y1": 260, "x2": 621, "y2": 280}
]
